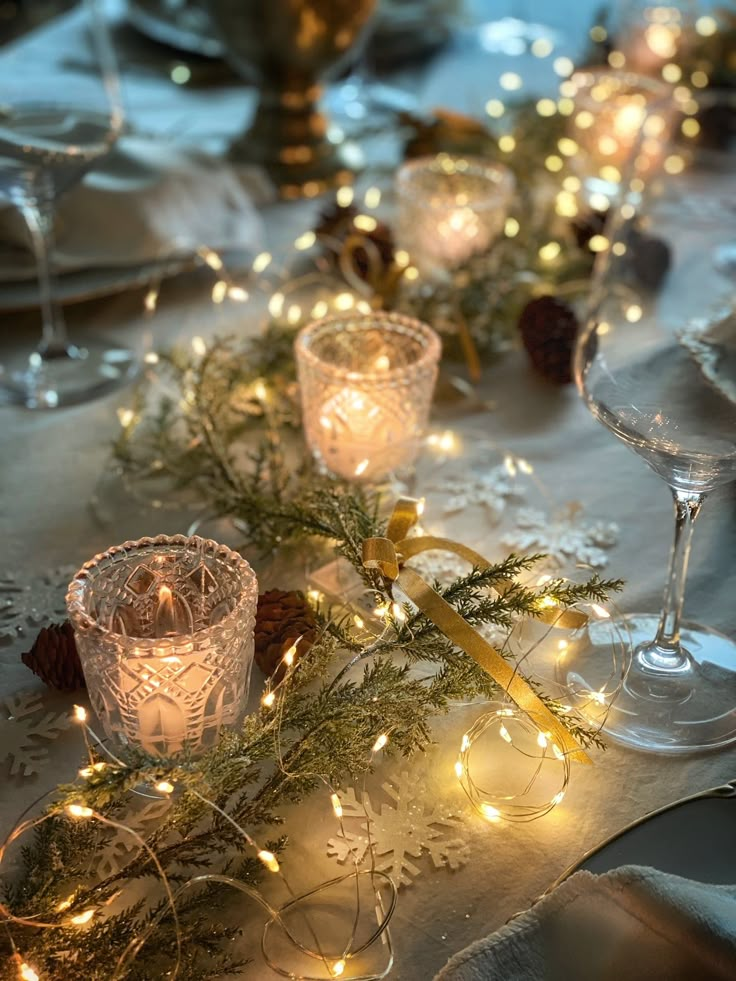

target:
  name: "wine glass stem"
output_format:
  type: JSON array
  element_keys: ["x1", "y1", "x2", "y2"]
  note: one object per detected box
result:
[
  {"x1": 645, "y1": 489, "x2": 705, "y2": 668},
  {"x1": 21, "y1": 193, "x2": 69, "y2": 356}
]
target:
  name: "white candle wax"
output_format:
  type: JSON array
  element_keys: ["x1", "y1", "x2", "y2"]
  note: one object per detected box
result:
[
  {"x1": 316, "y1": 386, "x2": 419, "y2": 481},
  {"x1": 117, "y1": 585, "x2": 225, "y2": 755}
]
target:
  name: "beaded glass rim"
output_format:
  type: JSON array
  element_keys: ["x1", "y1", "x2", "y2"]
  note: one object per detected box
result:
[
  {"x1": 395, "y1": 154, "x2": 516, "y2": 209},
  {"x1": 66, "y1": 534, "x2": 257, "y2": 644},
  {"x1": 294, "y1": 311, "x2": 442, "y2": 385}
]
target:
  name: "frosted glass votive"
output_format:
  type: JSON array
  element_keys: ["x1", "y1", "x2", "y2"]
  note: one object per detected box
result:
[
  {"x1": 67, "y1": 535, "x2": 257, "y2": 757},
  {"x1": 395, "y1": 154, "x2": 515, "y2": 278},
  {"x1": 295, "y1": 311, "x2": 441, "y2": 482}
]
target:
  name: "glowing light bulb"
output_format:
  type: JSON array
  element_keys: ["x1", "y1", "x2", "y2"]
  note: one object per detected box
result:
[
  {"x1": 294, "y1": 230, "x2": 316, "y2": 250},
  {"x1": 283, "y1": 644, "x2": 297, "y2": 667},
  {"x1": 252, "y1": 251, "x2": 272, "y2": 273},
  {"x1": 19, "y1": 964, "x2": 39, "y2": 981},
  {"x1": 258, "y1": 850, "x2": 280, "y2": 873},
  {"x1": 537, "y1": 731, "x2": 548, "y2": 749},
  {"x1": 70, "y1": 909, "x2": 95, "y2": 926},
  {"x1": 331, "y1": 793, "x2": 343, "y2": 819},
  {"x1": 262, "y1": 691, "x2": 276, "y2": 708},
  {"x1": 499, "y1": 725, "x2": 512, "y2": 744},
  {"x1": 156, "y1": 781, "x2": 175, "y2": 795},
  {"x1": 391, "y1": 602, "x2": 406, "y2": 623},
  {"x1": 454, "y1": 760, "x2": 464, "y2": 778},
  {"x1": 67, "y1": 804, "x2": 93, "y2": 819},
  {"x1": 482, "y1": 803, "x2": 501, "y2": 823},
  {"x1": 332, "y1": 960, "x2": 346, "y2": 977},
  {"x1": 372, "y1": 733, "x2": 389, "y2": 753}
]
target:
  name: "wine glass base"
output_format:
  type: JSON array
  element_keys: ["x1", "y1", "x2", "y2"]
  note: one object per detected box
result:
[
  {"x1": 0, "y1": 338, "x2": 138, "y2": 409},
  {"x1": 557, "y1": 613, "x2": 736, "y2": 754}
]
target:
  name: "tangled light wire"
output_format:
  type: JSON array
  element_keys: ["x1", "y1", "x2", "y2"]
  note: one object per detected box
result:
[
  {"x1": 455, "y1": 595, "x2": 631, "y2": 824},
  {"x1": 0, "y1": 645, "x2": 398, "y2": 981}
]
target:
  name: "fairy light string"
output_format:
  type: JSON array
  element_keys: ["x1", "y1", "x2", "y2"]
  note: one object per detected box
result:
[{"x1": 1, "y1": 677, "x2": 399, "y2": 981}]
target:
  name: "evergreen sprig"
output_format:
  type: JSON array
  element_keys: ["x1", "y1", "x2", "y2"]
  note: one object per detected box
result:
[{"x1": 2, "y1": 336, "x2": 623, "y2": 979}]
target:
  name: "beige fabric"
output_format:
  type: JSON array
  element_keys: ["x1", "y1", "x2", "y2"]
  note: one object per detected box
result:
[{"x1": 436, "y1": 867, "x2": 736, "y2": 981}]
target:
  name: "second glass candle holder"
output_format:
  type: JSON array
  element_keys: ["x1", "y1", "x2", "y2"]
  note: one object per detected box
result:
[
  {"x1": 395, "y1": 154, "x2": 515, "y2": 278},
  {"x1": 295, "y1": 311, "x2": 441, "y2": 482}
]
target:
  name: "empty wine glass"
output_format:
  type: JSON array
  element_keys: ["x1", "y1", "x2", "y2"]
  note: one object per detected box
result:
[
  {"x1": 0, "y1": 0, "x2": 136, "y2": 409},
  {"x1": 561, "y1": 89, "x2": 736, "y2": 753}
]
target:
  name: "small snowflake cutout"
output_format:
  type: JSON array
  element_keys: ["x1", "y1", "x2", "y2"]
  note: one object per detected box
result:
[
  {"x1": 428, "y1": 463, "x2": 526, "y2": 522},
  {"x1": 0, "y1": 690, "x2": 71, "y2": 777},
  {"x1": 503, "y1": 505, "x2": 619, "y2": 569},
  {"x1": 327, "y1": 768, "x2": 471, "y2": 887},
  {"x1": 0, "y1": 567, "x2": 75, "y2": 644}
]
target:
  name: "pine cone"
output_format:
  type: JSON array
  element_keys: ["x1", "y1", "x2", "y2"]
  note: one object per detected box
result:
[
  {"x1": 315, "y1": 203, "x2": 395, "y2": 282},
  {"x1": 22, "y1": 621, "x2": 86, "y2": 691},
  {"x1": 518, "y1": 295, "x2": 579, "y2": 385},
  {"x1": 254, "y1": 590, "x2": 318, "y2": 681}
]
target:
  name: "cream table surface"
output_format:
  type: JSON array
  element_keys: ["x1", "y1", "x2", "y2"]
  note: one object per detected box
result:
[
  {"x1": 1, "y1": 263, "x2": 735, "y2": 979},
  {"x1": 1, "y1": 6, "x2": 735, "y2": 980}
]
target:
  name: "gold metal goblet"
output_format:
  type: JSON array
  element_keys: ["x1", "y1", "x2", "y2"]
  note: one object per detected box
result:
[{"x1": 206, "y1": 0, "x2": 377, "y2": 198}]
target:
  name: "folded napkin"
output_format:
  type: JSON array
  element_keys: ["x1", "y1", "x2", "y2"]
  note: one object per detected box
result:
[
  {"x1": 435, "y1": 865, "x2": 736, "y2": 981},
  {"x1": 0, "y1": 136, "x2": 269, "y2": 282}
]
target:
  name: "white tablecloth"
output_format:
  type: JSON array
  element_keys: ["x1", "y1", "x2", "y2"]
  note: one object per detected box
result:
[{"x1": 1, "y1": 5, "x2": 735, "y2": 979}]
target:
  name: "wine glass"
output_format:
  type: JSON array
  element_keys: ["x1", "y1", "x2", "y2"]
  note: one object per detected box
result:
[
  {"x1": 0, "y1": 0, "x2": 137, "y2": 409},
  {"x1": 561, "y1": 89, "x2": 736, "y2": 753}
]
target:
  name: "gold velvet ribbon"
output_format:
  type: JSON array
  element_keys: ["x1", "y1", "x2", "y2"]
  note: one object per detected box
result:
[{"x1": 363, "y1": 498, "x2": 591, "y2": 765}]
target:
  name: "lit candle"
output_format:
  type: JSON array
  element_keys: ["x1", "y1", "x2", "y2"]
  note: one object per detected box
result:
[
  {"x1": 568, "y1": 69, "x2": 672, "y2": 199},
  {"x1": 316, "y1": 385, "x2": 418, "y2": 481},
  {"x1": 67, "y1": 535, "x2": 258, "y2": 757},
  {"x1": 295, "y1": 311, "x2": 441, "y2": 482},
  {"x1": 395, "y1": 155, "x2": 515, "y2": 278}
]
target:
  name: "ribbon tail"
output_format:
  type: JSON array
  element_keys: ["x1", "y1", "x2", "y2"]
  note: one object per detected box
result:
[{"x1": 396, "y1": 567, "x2": 591, "y2": 765}]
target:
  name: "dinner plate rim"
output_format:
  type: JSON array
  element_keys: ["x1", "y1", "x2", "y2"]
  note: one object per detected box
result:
[{"x1": 549, "y1": 777, "x2": 736, "y2": 892}]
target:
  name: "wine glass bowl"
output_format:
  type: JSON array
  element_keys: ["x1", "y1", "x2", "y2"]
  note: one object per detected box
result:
[
  {"x1": 562, "y1": 89, "x2": 736, "y2": 753},
  {"x1": 0, "y1": 0, "x2": 137, "y2": 409}
]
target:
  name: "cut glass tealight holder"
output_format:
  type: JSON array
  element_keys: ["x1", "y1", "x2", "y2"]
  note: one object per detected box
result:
[
  {"x1": 295, "y1": 311, "x2": 441, "y2": 483},
  {"x1": 395, "y1": 154, "x2": 515, "y2": 278},
  {"x1": 67, "y1": 535, "x2": 257, "y2": 757},
  {"x1": 567, "y1": 68, "x2": 672, "y2": 202}
]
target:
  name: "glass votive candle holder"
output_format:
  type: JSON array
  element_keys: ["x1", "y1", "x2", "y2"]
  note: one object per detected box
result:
[
  {"x1": 295, "y1": 311, "x2": 441, "y2": 482},
  {"x1": 67, "y1": 534, "x2": 258, "y2": 757},
  {"x1": 567, "y1": 69, "x2": 672, "y2": 203},
  {"x1": 395, "y1": 154, "x2": 515, "y2": 278}
]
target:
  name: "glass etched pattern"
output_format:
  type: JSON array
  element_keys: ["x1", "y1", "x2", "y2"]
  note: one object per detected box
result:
[
  {"x1": 567, "y1": 69, "x2": 672, "y2": 201},
  {"x1": 295, "y1": 312, "x2": 441, "y2": 482},
  {"x1": 395, "y1": 155, "x2": 515, "y2": 277},
  {"x1": 67, "y1": 535, "x2": 257, "y2": 756}
]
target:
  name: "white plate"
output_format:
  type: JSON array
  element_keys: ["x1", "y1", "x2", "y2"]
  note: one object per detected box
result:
[{"x1": 0, "y1": 255, "x2": 191, "y2": 312}]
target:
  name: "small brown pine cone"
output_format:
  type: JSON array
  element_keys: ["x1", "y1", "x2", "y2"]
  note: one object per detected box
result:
[
  {"x1": 518, "y1": 295, "x2": 579, "y2": 385},
  {"x1": 22, "y1": 621, "x2": 86, "y2": 691},
  {"x1": 254, "y1": 590, "x2": 318, "y2": 681}
]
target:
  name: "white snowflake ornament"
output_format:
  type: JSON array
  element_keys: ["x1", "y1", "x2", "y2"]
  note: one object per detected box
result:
[
  {"x1": 0, "y1": 567, "x2": 75, "y2": 643},
  {"x1": 0, "y1": 690, "x2": 71, "y2": 777},
  {"x1": 429, "y1": 464, "x2": 526, "y2": 522},
  {"x1": 327, "y1": 768, "x2": 471, "y2": 887},
  {"x1": 504, "y1": 506, "x2": 619, "y2": 569}
]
